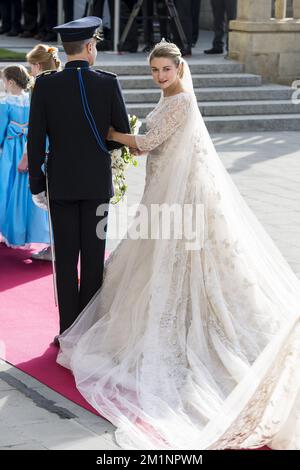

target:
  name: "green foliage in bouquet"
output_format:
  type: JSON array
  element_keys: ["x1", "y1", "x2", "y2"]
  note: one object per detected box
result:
[{"x1": 111, "y1": 114, "x2": 141, "y2": 204}]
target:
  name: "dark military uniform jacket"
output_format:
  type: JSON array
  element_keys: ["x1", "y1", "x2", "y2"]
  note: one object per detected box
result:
[{"x1": 27, "y1": 60, "x2": 130, "y2": 200}]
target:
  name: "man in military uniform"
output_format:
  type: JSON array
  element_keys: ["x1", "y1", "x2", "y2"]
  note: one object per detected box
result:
[{"x1": 27, "y1": 16, "x2": 130, "y2": 345}]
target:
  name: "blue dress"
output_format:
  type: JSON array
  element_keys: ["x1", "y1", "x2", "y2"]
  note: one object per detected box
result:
[{"x1": 0, "y1": 92, "x2": 49, "y2": 246}]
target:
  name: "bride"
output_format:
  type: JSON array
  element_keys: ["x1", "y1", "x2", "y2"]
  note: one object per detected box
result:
[{"x1": 57, "y1": 41, "x2": 300, "y2": 450}]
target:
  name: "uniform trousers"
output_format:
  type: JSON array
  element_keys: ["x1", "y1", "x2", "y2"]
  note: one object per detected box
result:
[{"x1": 50, "y1": 198, "x2": 109, "y2": 334}]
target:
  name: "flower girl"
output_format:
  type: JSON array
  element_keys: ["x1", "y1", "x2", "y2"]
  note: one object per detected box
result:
[{"x1": 0, "y1": 65, "x2": 49, "y2": 247}]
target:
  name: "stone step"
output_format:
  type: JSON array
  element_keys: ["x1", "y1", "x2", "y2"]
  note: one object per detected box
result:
[
  {"x1": 201, "y1": 100, "x2": 300, "y2": 116},
  {"x1": 98, "y1": 61, "x2": 244, "y2": 76},
  {"x1": 201, "y1": 114, "x2": 300, "y2": 132},
  {"x1": 0, "y1": 60, "x2": 244, "y2": 76},
  {"x1": 123, "y1": 84, "x2": 294, "y2": 103},
  {"x1": 139, "y1": 114, "x2": 300, "y2": 132},
  {"x1": 127, "y1": 100, "x2": 300, "y2": 118},
  {"x1": 118, "y1": 73, "x2": 262, "y2": 89}
]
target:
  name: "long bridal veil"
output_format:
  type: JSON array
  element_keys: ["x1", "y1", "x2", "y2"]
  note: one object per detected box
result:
[{"x1": 57, "y1": 60, "x2": 300, "y2": 450}]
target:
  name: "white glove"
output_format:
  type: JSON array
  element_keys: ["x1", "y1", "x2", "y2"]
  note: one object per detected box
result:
[{"x1": 32, "y1": 191, "x2": 48, "y2": 211}]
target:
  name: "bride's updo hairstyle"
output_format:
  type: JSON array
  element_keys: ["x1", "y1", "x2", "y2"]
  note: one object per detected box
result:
[{"x1": 148, "y1": 40, "x2": 184, "y2": 79}]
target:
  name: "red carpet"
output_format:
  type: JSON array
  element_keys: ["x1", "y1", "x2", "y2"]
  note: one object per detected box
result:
[
  {"x1": 0, "y1": 242, "x2": 107, "y2": 415},
  {"x1": 0, "y1": 242, "x2": 270, "y2": 449}
]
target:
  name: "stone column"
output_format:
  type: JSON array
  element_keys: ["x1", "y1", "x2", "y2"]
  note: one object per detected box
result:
[
  {"x1": 237, "y1": 0, "x2": 272, "y2": 20},
  {"x1": 294, "y1": 0, "x2": 300, "y2": 18},
  {"x1": 229, "y1": 0, "x2": 300, "y2": 84}
]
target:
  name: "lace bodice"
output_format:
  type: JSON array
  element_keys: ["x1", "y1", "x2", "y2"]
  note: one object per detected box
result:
[{"x1": 135, "y1": 92, "x2": 192, "y2": 153}]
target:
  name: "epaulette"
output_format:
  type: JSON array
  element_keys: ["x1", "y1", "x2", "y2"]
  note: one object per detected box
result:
[
  {"x1": 95, "y1": 69, "x2": 117, "y2": 78},
  {"x1": 36, "y1": 70, "x2": 57, "y2": 79}
]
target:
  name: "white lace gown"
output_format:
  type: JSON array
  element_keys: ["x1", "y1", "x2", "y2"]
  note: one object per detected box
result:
[{"x1": 57, "y1": 91, "x2": 300, "y2": 450}]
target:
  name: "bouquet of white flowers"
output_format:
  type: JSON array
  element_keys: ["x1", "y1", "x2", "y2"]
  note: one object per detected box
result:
[{"x1": 110, "y1": 114, "x2": 141, "y2": 204}]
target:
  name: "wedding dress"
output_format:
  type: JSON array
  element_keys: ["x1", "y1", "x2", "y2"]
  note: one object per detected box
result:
[{"x1": 57, "y1": 62, "x2": 300, "y2": 450}]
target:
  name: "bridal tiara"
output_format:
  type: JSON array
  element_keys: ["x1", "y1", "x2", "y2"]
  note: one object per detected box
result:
[{"x1": 156, "y1": 38, "x2": 182, "y2": 57}]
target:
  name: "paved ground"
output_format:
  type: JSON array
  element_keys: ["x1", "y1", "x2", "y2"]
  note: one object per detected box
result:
[{"x1": 1, "y1": 130, "x2": 300, "y2": 450}]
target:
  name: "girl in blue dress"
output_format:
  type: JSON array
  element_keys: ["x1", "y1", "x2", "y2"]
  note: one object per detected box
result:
[
  {"x1": 0, "y1": 65, "x2": 49, "y2": 247},
  {"x1": 20, "y1": 44, "x2": 62, "y2": 259}
]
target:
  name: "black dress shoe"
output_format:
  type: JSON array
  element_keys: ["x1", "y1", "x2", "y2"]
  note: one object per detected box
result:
[
  {"x1": 19, "y1": 30, "x2": 36, "y2": 38},
  {"x1": 119, "y1": 42, "x2": 138, "y2": 53},
  {"x1": 0, "y1": 28, "x2": 10, "y2": 34},
  {"x1": 42, "y1": 32, "x2": 57, "y2": 42},
  {"x1": 34, "y1": 32, "x2": 46, "y2": 40},
  {"x1": 204, "y1": 47, "x2": 224, "y2": 54},
  {"x1": 50, "y1": 335, "x2": 60, "y2": 347},
  {"x1": 6, "y1": 30, "x2": 21, "y2": 37},
  {"x1": 142, "y1": 43, "x2": 154, "y2": 53},
  {"x1": 182, "y1": 48, "x2": 192, "y2": 57}
]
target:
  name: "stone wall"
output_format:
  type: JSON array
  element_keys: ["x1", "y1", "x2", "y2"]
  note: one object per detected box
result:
[{"x1": 229, "y1": 0, "x2": 300, "y2": 84}]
